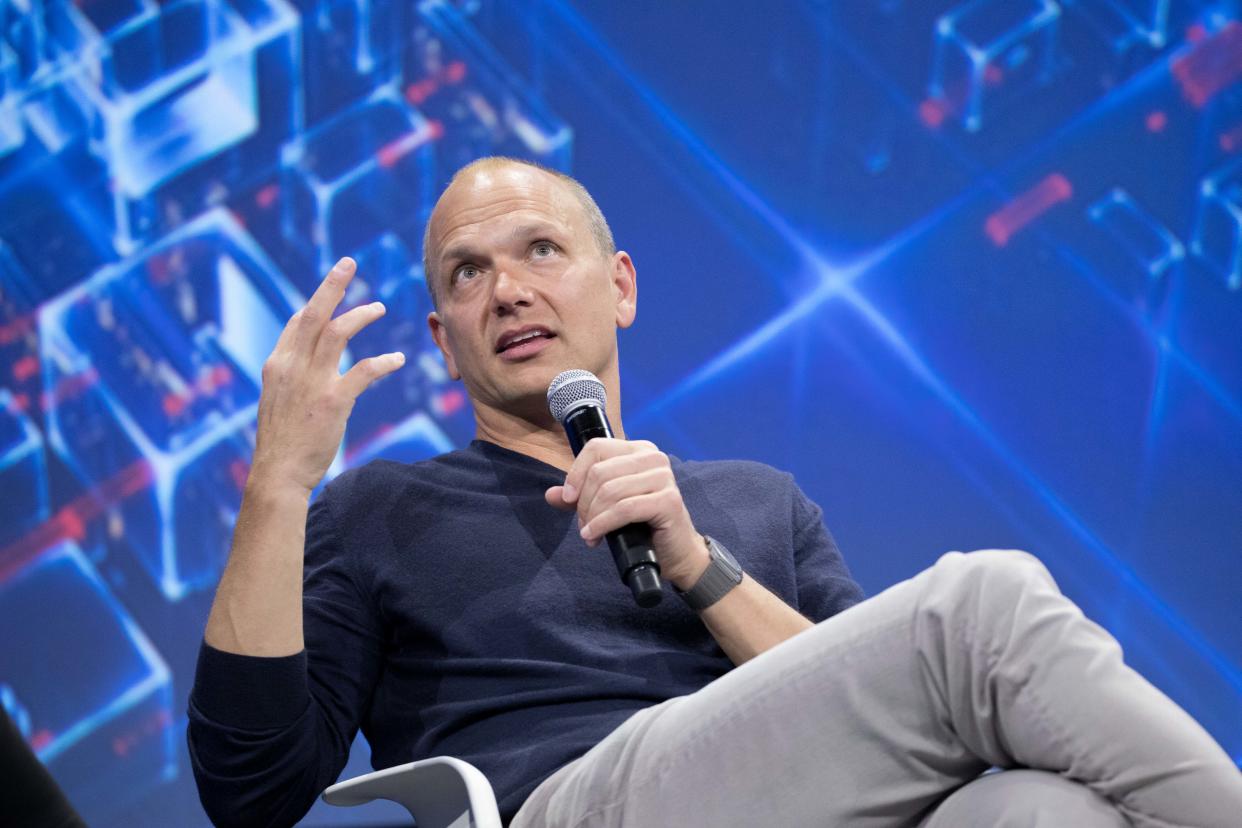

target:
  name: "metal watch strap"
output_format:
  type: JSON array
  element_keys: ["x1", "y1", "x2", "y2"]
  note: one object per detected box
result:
[{"x1": 676, "y1": 535, "x2": 743, "y2": 612}]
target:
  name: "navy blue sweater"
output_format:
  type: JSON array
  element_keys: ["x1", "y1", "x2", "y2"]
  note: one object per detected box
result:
[{"x1": 187, "y1": 441, "x2": 863, "y2": 826}]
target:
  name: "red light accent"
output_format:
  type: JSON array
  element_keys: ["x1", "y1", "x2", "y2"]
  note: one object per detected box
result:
[
  {"x1": 984, "y1": 173, "x2": 1073, "y2": 247},
  {"x1": 163, "y1": 394, "x2": 188, "y2": 417},
  {"x1": 12, "y1": 354, "x2": 38, "y2": 382},
  {"x1": 344, "y1": 423, "x2": 394, "y2": 464},
  {"x1": 30, "y1": 730, "x2": 53, "y2": 751},
  {"x1": 445, "y1": 60, "x2": 467, "y2": 84},
  {"x1": 919, "y1": 98, "x2": 948, "y2": 129},
  {"x1": 405, "y1": 62, "x2": 464, "y2": 106},
  {"x1": 12, "y1": 393, "x2": 29, "y2": 411},
  {"x1": 0, "y1": 314, "x2": 34, "y2": 345},
  {"x1": 1187, "y1": 22, "x2": 1208, "y2": 43},
  {"x1": 404, "y1": 79, "x2": 437, "y2": 105},
  {"x1": 58, "y1": 508, "x2": 86, "y2": 542},
  {"x1": 920, "y1": 71, "x2": 980, "y2": 130},
  {"x1": 1171, "y1": 22, "x2": 1242, "y2": 109},
  {"x1": 41, "y1": 366, "x2": 99, "y2": 412},
  {"x1": 145, "y1": 255, "x2": 172, "y2": 285},
  {"x1": 0, "y1": 458, "x2": 153, "y2": 582},
  {"x1": 229, "y1": 459, "x2": 250, "y2": 491},
  {"x1": 1145, "y1": 111, "x2": 1167, "y2": 132},
  {"x1": 1220, "y1": 122, "x2": 1242, "y2": 152},
  {"x1": 255, "y1": 184, "x2": 280, "y2": 209},
  {"x1": 111, "y1": 709, "x2": 171, "y2": 757},
  {"x1": 376, "y1": 139, "x2": 408, "y2": 169},
  {"x1": 191, "y1": 364, "x2": 233, "y2": 397},
  {"x1": 428, "y1": 120, "x2": 445, "y2": 141},
  {"x1": 437, "y1": 388, "x2": 465, "y2": 415}
]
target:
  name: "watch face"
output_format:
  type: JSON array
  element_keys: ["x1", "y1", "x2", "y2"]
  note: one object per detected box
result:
[
  {"x1": 678, "y1": 535, "x2": 744, "y2": 611},
  {"x1": 706, "y1": 536, "x2": 742, "y2": 575}
]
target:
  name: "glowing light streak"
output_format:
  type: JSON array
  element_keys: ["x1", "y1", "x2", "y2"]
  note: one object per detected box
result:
[
  {"x1": 836, "y1": 284, "x2": 1242, "y2": 695},
  {"x1": 984, "y1": 173, "x2": 1073, "y2": 247},
  {"x1": 1171, "y1": 21, "x2": 1242, "y2": 108},
  {"x1": 0, "y1": 459, "x2": 152, "y2": 584}
]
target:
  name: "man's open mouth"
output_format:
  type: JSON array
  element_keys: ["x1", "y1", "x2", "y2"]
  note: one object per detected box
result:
[{"x1": 496, "y1": 327, "x2": 556, "y2": 354}]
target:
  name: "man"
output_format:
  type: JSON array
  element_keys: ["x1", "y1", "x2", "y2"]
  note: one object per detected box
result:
[{"x1": 189, "y1": 157, "x2": 1242, "y2": 827}]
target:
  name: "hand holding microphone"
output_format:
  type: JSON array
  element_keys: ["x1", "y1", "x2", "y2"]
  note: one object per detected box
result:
[{"x1": 546, "y1": 370, "x2": 709, "y2": 608}]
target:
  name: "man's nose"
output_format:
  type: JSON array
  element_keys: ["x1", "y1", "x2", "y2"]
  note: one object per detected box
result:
[{"x1": 492, "y1": 267, "x2": 535, "y2": 314}]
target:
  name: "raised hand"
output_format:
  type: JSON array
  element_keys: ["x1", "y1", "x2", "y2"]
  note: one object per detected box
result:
[{"x1": 251, "y1": 257, "x2": 405, "y2": 495}]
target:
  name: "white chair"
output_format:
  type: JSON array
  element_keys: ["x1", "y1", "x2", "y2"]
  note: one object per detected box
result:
[{"x1": 321, "y1": 756, "x2": 502, "y2": 828}]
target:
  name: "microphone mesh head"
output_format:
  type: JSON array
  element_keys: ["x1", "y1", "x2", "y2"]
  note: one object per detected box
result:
[{"x1": 546, "y1": 369, "x2": 607, "y2": 423}]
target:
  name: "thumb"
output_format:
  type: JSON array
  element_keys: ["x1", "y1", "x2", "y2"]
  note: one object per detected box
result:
[{"x1": 544, "y1": 485, "x2": 574, "y2": 511}]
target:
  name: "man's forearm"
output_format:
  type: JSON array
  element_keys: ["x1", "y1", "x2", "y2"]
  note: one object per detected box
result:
[
  {"x1": 547, "y1": 440, "x2": 816, "y2": 666},
  {"x1": 697, "y1": 575, "x2": 813, "y2": 666},
  {"x1": 664, "y1": 534, "x2": 814, "y2": 666},
  {"x1": 203, "y1": 470, "x2": 311, "y2": 657}
]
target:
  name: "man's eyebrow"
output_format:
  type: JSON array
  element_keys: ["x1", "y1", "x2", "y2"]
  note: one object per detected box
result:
[{"x1": 439, "y1": 245, "x2": 479, "y2": 267}]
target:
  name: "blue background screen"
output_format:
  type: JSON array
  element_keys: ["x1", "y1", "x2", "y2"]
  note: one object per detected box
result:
[{"x1": 1, "y1": 0, "x2": 1239, "y2": 824}]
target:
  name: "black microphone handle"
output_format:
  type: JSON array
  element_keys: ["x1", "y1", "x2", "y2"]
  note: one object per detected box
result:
[{"x1": 561, "y1": 405, "x2": 664, "y2": 608}]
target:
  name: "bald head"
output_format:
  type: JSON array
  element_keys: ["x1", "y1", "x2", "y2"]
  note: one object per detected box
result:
[{"x1": 422, "y1": 157, "x2": 615, "y2": 306}]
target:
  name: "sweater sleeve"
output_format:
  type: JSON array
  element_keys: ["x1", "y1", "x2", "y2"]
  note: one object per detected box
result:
[
  {"x1": 186, "y1": 489, "x2": 385, "y2": 828},
  {"x1": 789, "y1": 480, "x2": 865, "y2": 622},
  {"x1": 0, "y1": 705, "x2": 86, "y2": 828}
]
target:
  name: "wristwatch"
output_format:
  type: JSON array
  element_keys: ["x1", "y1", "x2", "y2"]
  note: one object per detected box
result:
[{"x1": 676, "y1": 535, "x2": 743, "y2": 611}]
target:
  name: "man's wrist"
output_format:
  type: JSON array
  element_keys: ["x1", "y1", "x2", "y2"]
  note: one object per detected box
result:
[
  {"x1": 675, "y1": 535, "x2": 744, "y2": 612},
  {"x1": 666, "y1": 534, "x2": 712, "y2": 592},
  {"x1": 243, "y1": 462, "x2": 314, "y2": 505}
]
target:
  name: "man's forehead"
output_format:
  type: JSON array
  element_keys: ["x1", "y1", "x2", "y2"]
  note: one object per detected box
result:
[
  {"x1": 430, "y1": 164, "x2": 581, "y2": 244},
  {"x1": 438, "y1": 162, "x2": 570, "y2": 211}
]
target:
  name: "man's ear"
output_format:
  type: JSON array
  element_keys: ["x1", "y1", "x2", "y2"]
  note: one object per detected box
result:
[
  {"x1": 611, "y1": 251, "x2": 637, "y2": 329},
  {"x1": 427, "y1": 311, "x2": 461, "y2": 380}
]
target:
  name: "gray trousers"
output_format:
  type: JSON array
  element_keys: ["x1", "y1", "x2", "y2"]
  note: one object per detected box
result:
[{"x1": 511, "y1": 550, "x2": 1242, "y2": 827}]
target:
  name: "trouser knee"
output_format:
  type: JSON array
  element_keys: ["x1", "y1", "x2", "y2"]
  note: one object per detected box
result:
[
  {"x1": 921, "y1": 769, "x2": 1129, "y2": 828},
  {"x1": 917, "y1": 549, "x2": 1065, "y2": 664},
  {"x1": 929, "y1": 548, "x2": 1055, "y2": 607}
]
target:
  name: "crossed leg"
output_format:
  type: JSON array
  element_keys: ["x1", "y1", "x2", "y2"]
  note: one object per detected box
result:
[
  {"x1": 920, "y1": 769, "x2": 1130, "y2": 827},
  {"x1": 513, "y1": 550, "x2": 1242, "y2": 827}
]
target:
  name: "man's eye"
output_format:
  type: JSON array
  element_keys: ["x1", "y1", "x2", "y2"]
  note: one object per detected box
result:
[
  {"x1": 532, "y1": 242, "x2": 556, "y2": 258},
  {"x1": 455, "y1": 265, "x2": 479, "y2": 282}
]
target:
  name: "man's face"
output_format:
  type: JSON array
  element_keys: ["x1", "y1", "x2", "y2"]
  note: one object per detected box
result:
[{"x1": 426, "y1": 163, "x2": 636, "y2": 419}]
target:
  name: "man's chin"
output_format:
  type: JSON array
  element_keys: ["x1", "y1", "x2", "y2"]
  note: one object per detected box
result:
[
  {"x1": 508, "y1": 361, "x2": 578, "y2": 398},
  {"x1": 473, "y1": 360, "x2": 605, "y2": 419},
  {"x1": 492, "y1": 380, "x2": 562, "y2": 421}
]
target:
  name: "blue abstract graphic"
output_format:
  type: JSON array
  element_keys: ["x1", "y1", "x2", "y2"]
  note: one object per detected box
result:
[{"x1": 1, "y1": 0, "x2": 1239, "y2": 823}]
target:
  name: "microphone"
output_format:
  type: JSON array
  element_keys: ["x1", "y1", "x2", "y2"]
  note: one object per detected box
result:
[{"x1": 547, "y1": 369, "x2": 663, "y2": 608}]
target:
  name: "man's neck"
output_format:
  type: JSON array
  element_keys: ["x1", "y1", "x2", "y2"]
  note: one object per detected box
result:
[{"x1": 471, "y1": 397, "x2": 627, "y2": 473}]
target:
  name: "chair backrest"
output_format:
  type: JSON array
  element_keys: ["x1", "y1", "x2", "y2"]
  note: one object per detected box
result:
[{"x1": 321, "y1": 755, "x2": 503, "y2": 828}]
